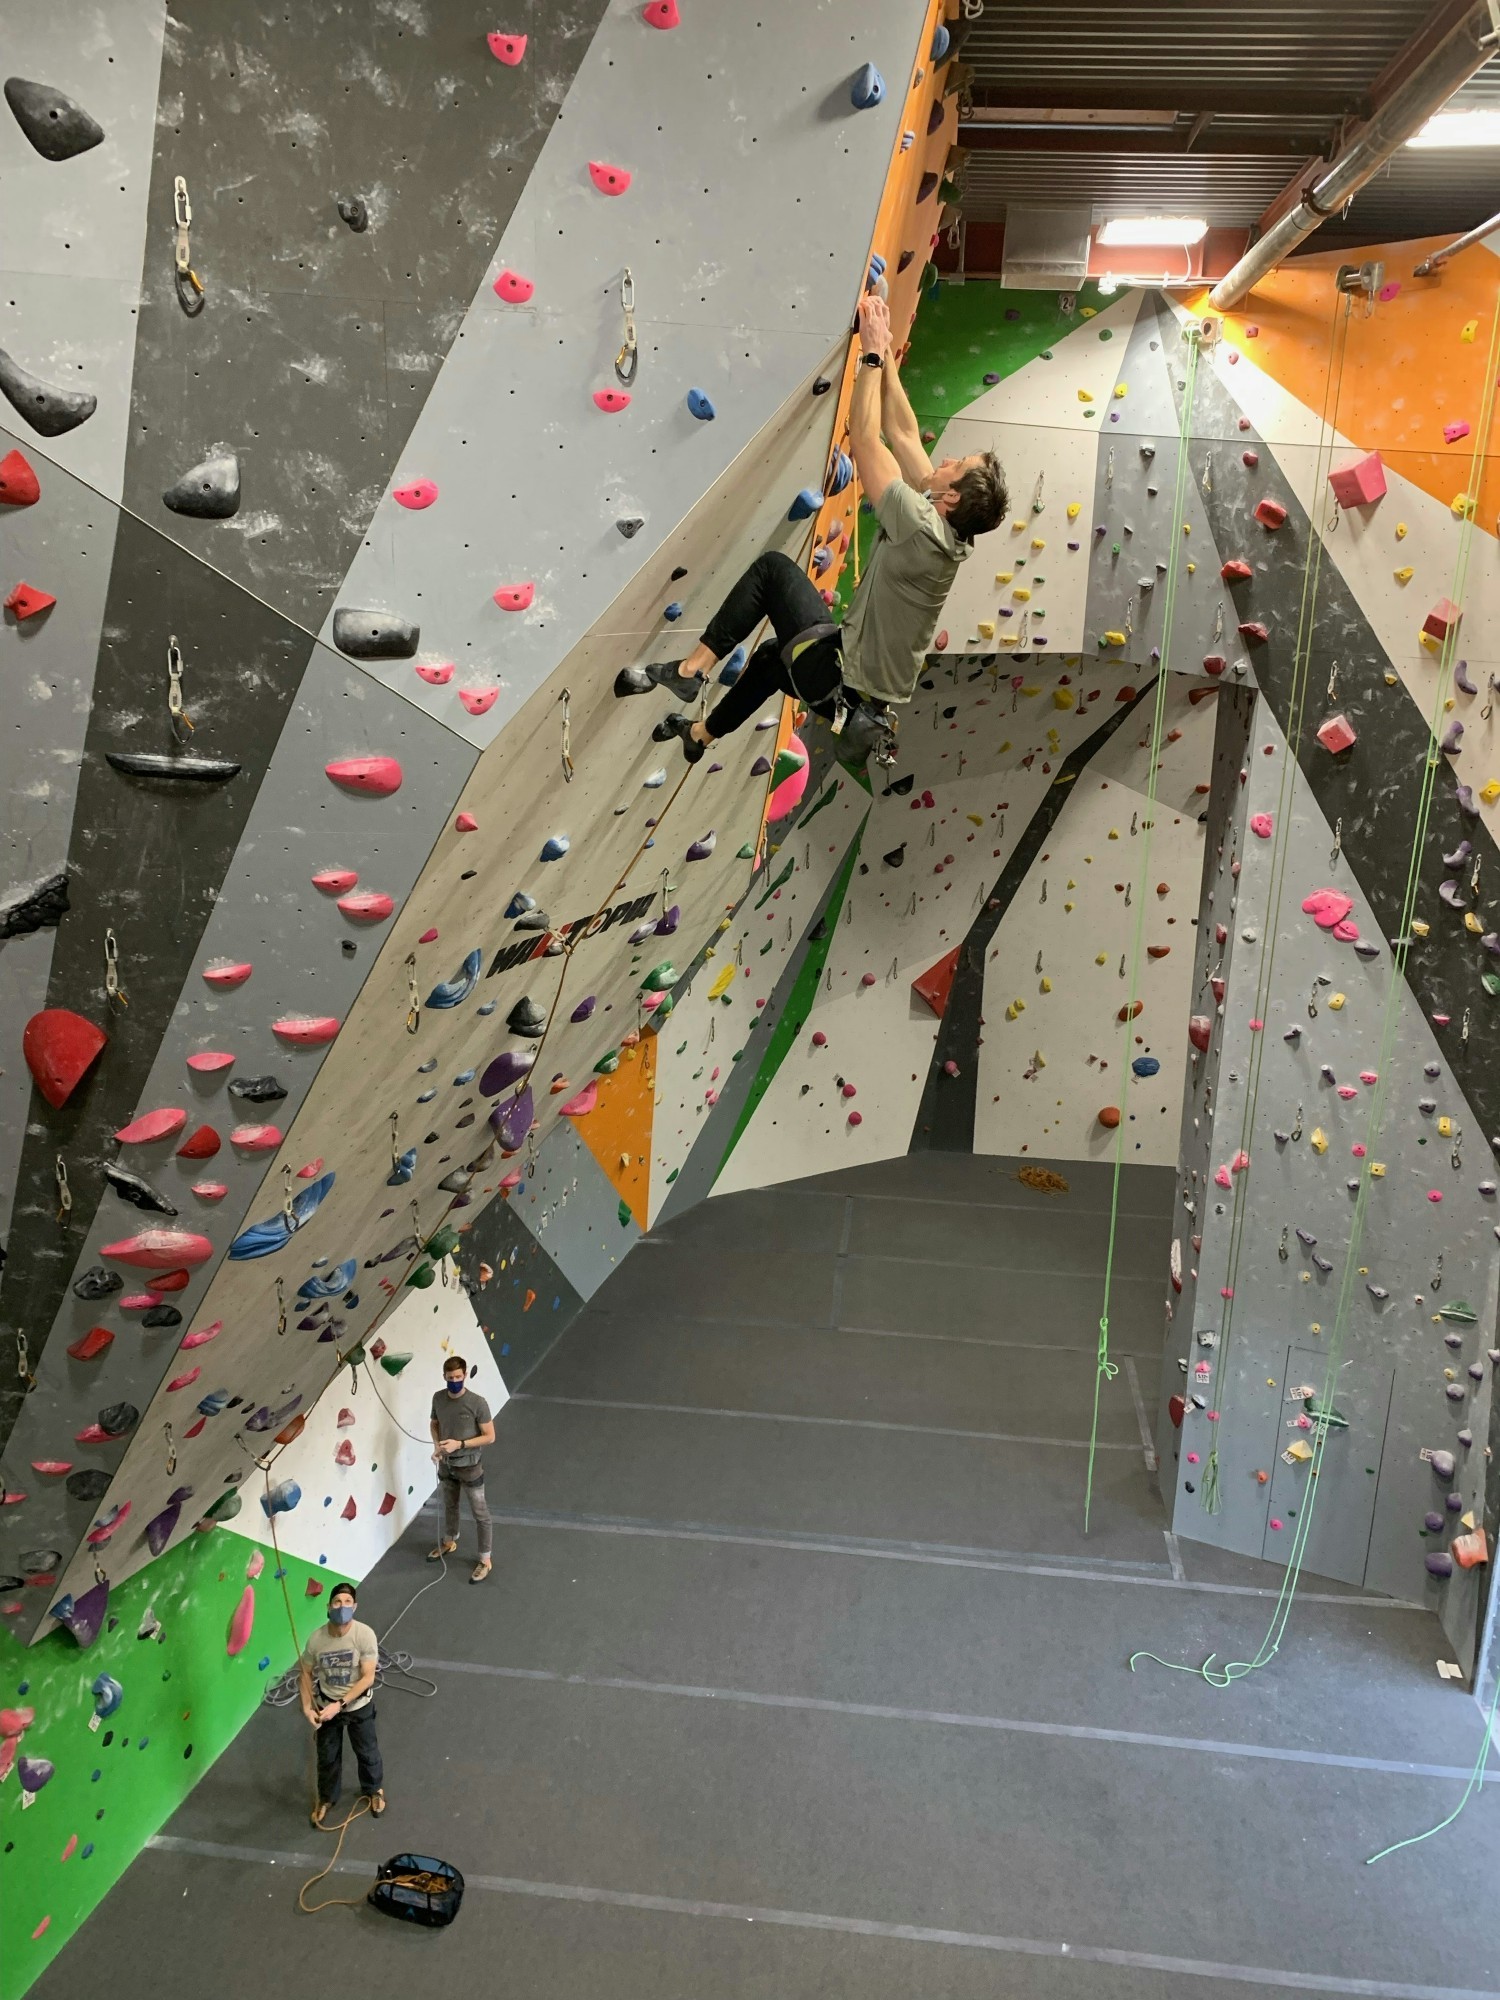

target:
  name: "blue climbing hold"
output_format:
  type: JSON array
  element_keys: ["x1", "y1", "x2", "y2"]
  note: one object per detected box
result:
[
  {"x1": 91, "y1": 1674, "x2": 123, "y2": 1720},
  {"x1": 663, "y1": 601, "x2": 683, "y2": 621},
  {"x1": 261, "y1": 1479, "x2": 302, "y2": 1519},
  {"x1": 719, "y1": 644, "x2": 747, "y2": 686},
  {"x1": 867, "y1": 253, "x2": 886, "y2": 286},
  {"x1": 228, "y1": 1172, "x2": 337, "y2": 1260},
  {"x1": 685, "y1": 388, "x2": 716, "y2": 421},
  {"x1": 827, "y1": 448, "x2": 853, "y2": 495},
  {"x1": 298, "y1": 1258, "x2": 357, "y2": 1299},
  {"x1": 539, "y1": 835, "x2": 570, "y2": 862},
  {"x1": 789, "y1": 487, "x2": 822, "y2": 521},
  {"x1": 387, "y1": 1147, "x2": 417, "y2": 1185},
  {"x1": 931, "y1": 22, "x2": 950, "y2": 61},
  {"x1": 426, "y1": 947, "x2": 483, "y2": 1009},
  {"x1": 850, "y1": 62, "x2": 885, "y2": 109},
  {"x1": 504, "y1": 891, "x2": 535, "y2": 919},
  {"x1": 453, "y1": 1068, "x2": 476, "y2": 1085},
  {"x1": 1131, "y1": 1056, "x2": 1161, "y2": 1078},
  {"x1": 195, "y1": 1389, "x2": 232, "y2": 1417}
]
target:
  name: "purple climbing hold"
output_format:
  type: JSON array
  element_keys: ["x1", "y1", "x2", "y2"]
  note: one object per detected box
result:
[
  {"x1": 51, "y1": 1576, "x2": 110, "y2": 1649},
  {"x1": 479, "y1": 1049, "x2": 535, "y2": 1097},
  {"x1": 1443, "y1": 839, "x2": 1472, "y2": 869},
  {"x1": 686, "y1": 832, "x2": 716, "y2": 861},
  {"x1": 491, "y1": 1085, "x2": 534, "y2": 1153},
  {"x1": 1454, "y1": 658, "x2": 1476, "y2": 696},
  {"x1": 570, "y1": 995, "x2": 596, "y2": 1024},
  {"x1": 1428, "y1": 1450, "x2": 1456, "y2": 1481},
  {"x1": 1424, "y1": 1551, "x2": 1454, "y2": 1578},
  {"x1": 751, "y1": 755, "x2": 772, "y2": 777},
  {"x1": 1440, "y1": 879, "x2": 1467, "y2": 907},
  {"x1": 1440, "y1": 720, "x2": 1463, "y2": 755}
]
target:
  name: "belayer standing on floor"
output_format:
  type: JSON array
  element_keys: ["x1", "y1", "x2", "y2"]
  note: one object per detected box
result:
[
  {"x1": 429, "y1": 1354, "x2": 496, "y2": 1584},
  {"x1": 618, "y1": 290, "x2": 1008, "y2": 767},
  {"x1": 300, "y1": 1581, "x2": 385, "y2": 1825}
]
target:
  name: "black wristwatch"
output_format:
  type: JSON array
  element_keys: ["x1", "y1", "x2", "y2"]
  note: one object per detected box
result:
[{"x1": 860, "y1": 351, "x2": 884, "y2": 370}]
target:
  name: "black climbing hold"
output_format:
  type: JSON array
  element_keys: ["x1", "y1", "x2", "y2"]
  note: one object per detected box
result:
[
  {"x1": 104, "y1": 752, "x2": 242, "y2": 784},
  {"x1": 506, "y1": 995, "x2": 547, "y2": 1038},
  {"x1": 812, "y1": 377, "x2": 832, "y2": 396},
  {"x1": 438, "y1": 1169, "x2": 474, "y2": 1194},
  {"x1": 0, "y1": 346, "x2": 97, "y2": 437},
  {"x1": 883, "y1": 844, "x2": 906, "y2": 868},
  {"x1": 4, "y1": 77, "x2": 104, "y2": 161},
  {"x1": 105, "y1": 1163, "x2": 177, "y2": 1216},
  {"x1": 96, "y1": 1403, "x2": 139, "y2": 1438},
  {"x1": 336, "y1": 194, "x2": 369, "y2": 232},
  {"x1": 73, "y1": 1267, "x2": 123, "y2": 1301},
  {"x1": 616, "y1": 516, "x2": 645, "y2": 537},
  {"x1": 331, "y1": 608, "x2": 419, "y2": 659},
  {"x1": 229, "y1": 1074, "x2": 287, "y2": 1102},
  {"x1": 162, "y1": 451, "x2": 241, "y2": 520},
  {"x1": 513, "y1": 909, "x2": 550, "y2": 932},
  {"x1": 341, "y1": 939, "x2": 357, "y2": 958},
  {"x1": 670, "y1": 566, "x2": 688, "y2": 582},
  {"x1": 64, "y1": 1471, "x2": 112, "y2": 1504},
  {"x1": 141, "y1": 1306, "x2": 181, "y2": 1328},
  {"x1": 884, "y1": 773, "x2": 915, "y2": 797},
  {"x1": 0, "y1": 870, "x2": 69, "y2": 939},
  {"x1": 20, "y1": 1548, "x2": 62, "y2": 1574}
]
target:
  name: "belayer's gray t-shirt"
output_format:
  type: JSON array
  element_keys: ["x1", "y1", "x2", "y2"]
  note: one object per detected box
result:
[
  {"x1": 839, "y1": 481, "x2": 967, "y2": 706},
  {"x1": 302, "y1": 1618, "x2": 378, "y2": 1711},
  {"x1": 431, "y1": 1386, "x2": 491, "y2": 1471}
]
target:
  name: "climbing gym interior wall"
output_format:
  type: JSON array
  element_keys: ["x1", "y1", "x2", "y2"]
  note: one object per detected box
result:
[{"x1": 0, "y1": 2, "x2": 956, "y2": 1986}]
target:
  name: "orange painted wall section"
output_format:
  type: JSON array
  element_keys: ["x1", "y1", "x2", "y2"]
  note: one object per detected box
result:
[{"x1": 1198, "y1": 236, "x2": 1500, "y2": 533}]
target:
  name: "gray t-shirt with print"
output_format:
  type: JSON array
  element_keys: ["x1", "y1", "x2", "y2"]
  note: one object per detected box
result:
[
  {"x1": 431, "y1": 1386, "x2": 492, "y2": 1472},
  {"x1": 839, "y1": 481, "x2": 968, "y2": 706},
  {"x1": 302, "y1": 1618, "x2": 378, "y2": 1711}
]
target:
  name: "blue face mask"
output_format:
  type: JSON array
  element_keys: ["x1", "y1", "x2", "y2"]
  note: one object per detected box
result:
[
  {"x1": 329, "y1": 1603, "x2": 355, "y2": 1626},
  {"x1": 445, "y1": 1378, "x2": 465, "y2": 1395}
]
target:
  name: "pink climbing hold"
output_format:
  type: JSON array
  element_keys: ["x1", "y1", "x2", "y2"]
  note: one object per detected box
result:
[
  {"x1": 1249, "y1": 1017, "x2": 1263, "y2": 1031},
  {"x1": 1302, "y1": 888, "x2": 1353, "y2": 930},
  {"x1": 493, "y1": 269, "x2": 534, "y2": 304},
  {"x1": 848, "y1": 1111, "x2": 863, "y2": 1126},
  {"x1": 100, "y1": 1229, "x2": 213, "y2": 1270},
  {"x1": 1377, "y1": 280, "x2": 1401, "y2": 302},
  {"x1": 415, "y1": 662, "x2": 454, "y2": 685},
  {"x1": 166, "y1": 1366, "x2": 202, "y2": 1392},
  {"x1": 115, "y1": 1107, "x2": 188, "y2": 1145},
  {"x1": 841, "y1": 1083, "x2": 858, "y2": 1099},
  {"x1": 934, "y1": 630, "x2": 948, "y2": 651},
  {"x1": 230, "y1": 1123, "x2": 283, "y2": 1151},
  {"x1": 560, "y1": 1081, "x2": 599, "y2": 1117},
  {"x1": 1427, "y1": 1189, "x2": 1443, "y2": 1203},
  {"x1": 1350, "y1": 1139, "x2": 1365, "y2": 1154},
  {"x1": 1315, "y1": 712, "x2": 1357, "y2": 754},
  {"x1": 335, "y1": 1439, "x2": 356, "y2": 1467},
  {"x1": 1269, "y1": 1517, "x2": 1283, "y2": 1532},
  {"x1": 459, "y1": 686, "x2": 499, "y2": 716},
  {"x1": 201, "y1": 960, "x2": 252, "y2": 989},
  {"x1": 313, "y1": 868, "x2": 360, "y2": 893},
  {"x1": 418, "y1": 926, "x2": 438, "y2": 943},
  {"x1": 191, "y1": 1181, "x2": 228, "y2": 1201},
  {"x1": 1249, "y1": 812, "x2": 1273, "y2": 838},
  {"x1": 272, "y1": 1016, "x2": 340, "y2": 1046},
  {"x1": 1214, "y1": 1164, "x2": 1232, "y2": 1188},
  {"x1": 642, "y1": 0, "x2": 680, "y2": 24},
  {"x1": 455, "y1": 812, "x2": 478, "y2": 832},
  {"x1": 325, "y1": 755, "x2": 403, "y2": 795},
  {"x1": 487, "y1": 31, "x2": 526, "y2": 63},
  {"x1": 592, "y1": 388, "x2": 631, "y2": 413},
  {"x1": 1327, "y1": 452, "x2": 1385, "y2": 508},
  {"x1": 859, "y1": 972, "x2": 876, "y2": 987},
  {"x1": 1443, "y1": 421, "x2": 1470, "y2": 445},
  {"x1": 186, "y1": 1051, "x2": 234, "y2": 1073},
  {"x1": 180, "y1": 1320, "x2": 222, "y2": 1348},
  {"x1": 493, "y1": 582, "x2": 534, "y2": 612},
  {"x1": 226, "y1": 1585, "x2": 255, "y2": 1657},
  {"x1": 392, "y1": 479, "x2": 438, "y2": 510},
  {"x1": 1253, "y1": 498, "x2": 1287, "y2": 530},
  {"x1": 1332, "y1": 918, "x2": 1360, "y2": 942},
  {"x1": 1422, "y1": 596, "x2": 1462, "y2": 642},
  {"x1": 296, "y1": 1158, "x2": 324, "y2": 1177},
  {"x1": 588, "y1": 160, "x2": 632, "y2": 195},
  {"x1": 337, "y1": 890, "x2": 394, "y2": 921}
]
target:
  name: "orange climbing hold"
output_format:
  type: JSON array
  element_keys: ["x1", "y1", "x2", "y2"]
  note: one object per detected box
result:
[
  {"x1": 911, "y1": 947, "x2": 960, "y2": 1019},
  {"x1": 523, "y1": 1288, "x2": 536, "y2": 1311},
  {"x1": 1097, "y1": 1107, "x2": 1121, "y2": 1128}
]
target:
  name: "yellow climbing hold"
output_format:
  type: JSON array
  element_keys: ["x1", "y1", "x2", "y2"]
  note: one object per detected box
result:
[
  {"x1": 995, "y1": 571, "x2": 1013, "y2": 585},
  {"x1": 1067, "y1": 502, "x2": 1081, "y2": 520},
  {"x1": 1021, "y1": 683, "x2": 1041, "y2": 697},
  {"x1": 1077, "y1": 388, "x2": 1095, "y2": 402},
  {"x1": 1461, "y1": 318, "x2": 1478, "y2": 342},
  {"x1": 707, "y1": 963, "x2": 736, "y2": 1000},
  {"x1": 966, "y1": 813, "x2": 984, "y2": 826},
  {"x1": 1005, "y1": 998, "x2": 1026, "y2": 1020},
  {"x1": 977, "y1": 620, "x2": 995, "y2": 639},
  {"x1": 1040, "y1": 976, "x2": 1052, "y2": 993},
  {"x1": 1012, "y1": 586, "x2": 1031, "y2": 602},
  {"x1": 1384, "y1": 670, "x2": 1399, "y2": 686},
  {"x1": 1480, "y1": 780, "x2": 1500, "y2": 804},
  {"x1": 1465, "y1": 912, "x2": 1483, "y2": 934},
  {"x1": 1393, "y1": 566, "x2": 1414, "y2": 584},
  {"x1": 1452, "y1": 493, "x2": 1476, "y2": 519},
  {"x1": 1438, "y1": 1114, "x2": 1453, "y2": 1138},
  {"x1": 1310, "y1": 1323, "x2": 1322, "y2": 1335},
  {"x1": 1113, "y1": 383, "x2": 1127, "y2": 398},
  {"x1": 1079, "y1": 305, "x2": 1097, "y2": 319},
  {"x1": 1328, "y1": 992, "x2": 1346, "y2": 1010},
  {"x1": 1369, "y1": 1162, "x2": 1385, "y2": 1177},
  {"x1": 1052, "y1": 684, "x2": 1075, "y2": 706},
  {"x1": 1107, "y1": 828, "x2": 1120, "y2": 840},
  {"x1": 1186, "y1": 561, "x2": 1196, "y2": 574},
  {"x1": 1412, "y1": 918, "x2": 1431, "y2": 938},
  {"x1": 1095, "y1": 952, "x2": 1107, "y2": 965},
  {"x1": 1395, "y1": 522, "x2": 1408, "y2": 539},
  {"x1": 1063, "y1": 900, "x2": 1074, "y2": 912},
  {"x1": 1103, "y1": 629, "x2": 1126, "y2": 646},
  {"x1": 998, "y1": 635, "x2": 1020, "y2": 648},
  {"x1": 1310, "y1": 1127, "x2": 1329, "y2": 1155},
  {"x1": 1031, "y1": 537, "x2": 1045, "y2": 551}
]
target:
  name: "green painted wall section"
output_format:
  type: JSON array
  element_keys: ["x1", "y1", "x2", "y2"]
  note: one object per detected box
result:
[{"x1": 1, "y1": 1529, "x2": 333, "y2": 2000}]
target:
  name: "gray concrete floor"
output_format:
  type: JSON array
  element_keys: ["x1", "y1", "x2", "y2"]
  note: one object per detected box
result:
[{"x1": 32, "y1": 1157, "x2": 1500, "y2": 2000}]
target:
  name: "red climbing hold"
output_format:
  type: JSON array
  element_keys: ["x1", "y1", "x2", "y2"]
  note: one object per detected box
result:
[
  {"x1": 379, "y1": 1492, "x2": 397, "y2": 1516},
  {"x1": 4, "y1": 581, "x2": 55, "y2": 620},
  {"x1": 1423, "y1": 596, "x2": 1462, "y2": 642},
  {"x1": 23, "y1": 1009, "x2": 106, "y2": 1108},
  {"x1": 487, "y1": 31, "x2": 526, "y2": 63},
  {"x1": 1219, "y1": 560, "x2": 1252, "y2": 584},
  {"x1": 1327, "y1": 452, "x2": 1385, "y2": 508},
  {"x1": 1202, "y1": 654, "x2": 1226, "y2": 676},
  {"x1": 911, "y1": 947, "x2": 959, "y2": 1019},
  {"x1": 115, "y1": 1107, "x2": 188, "y2": 1145},
  {"x1": 1253, "y1": 498, "x2": 1287, "y2": 530},
  {"x1": 493, "y1": 582, "x2": 534, "y2": 612},
  {"x1": 933, "y1": 630, "x2": 949, "y2": 651},
  {"x1": 459, "y1": 686, "x2": 499, "y2": 716},
  {"x1": 1238, "y1": 622, "x2": 1269, "y2": 645},
  {"x1": 416, "y1": 662, "x2": 454, "y2": 685},
  {"x1": 1188, "y1": 1015, "x2": 1212, "y2": 1052},
  {"x1": 337, "y1": 890, "x2": 394, "y2": 921},
  {"x1": 588, "y1": 161, "x2": 632, "y2": 195},
  {"x1": 67, "y1": 1326, "x2": 114, "y2": 1361},
  {"x1": 0, "y1": 449, "x2": 40, "y2": 507},
  {"x1": 392, "y1": 478, "x2": 438, "y2": 510},
  {"x1": 186, "y1": 1051, "x2": 234, "y2": 1073},
  {"x1": 325, "y1": 755, "x2": 403, "y2": 795},
  {"x1": 202, "y1": 960, "x2": 252, "y2": 989},
  {"x1": 493, "y1": 269, "x2": 534, "y2": 304},
  {"x1": 313, "y1": 868, "x2": 359, "y2": 893},
  {"x1": 593, "y1": 388, "x2": 631, "y2": 413},
  {"x1": 341, "y1": 1497, "x2": 358, "y2": 1521},
  {"x1": 642, "y1": 0, "x2": 680, "y2": 24},
  {"x1": 272, "y1": 1016, "x2": 340, "y2": 1046},
  {"x1": 230, "y1": 1123, "x2": 283, "y2": 1150},
  {"x1": 100, "y1": 1229, "x2": 214, "y2": 1269},
  {"x1": 455, "y1": 811, "x2": 478, "y2": 832}
]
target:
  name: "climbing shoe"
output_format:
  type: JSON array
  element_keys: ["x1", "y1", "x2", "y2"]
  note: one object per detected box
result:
[
  {"x1": 614, "y1": 665, "x2": 653, "y2": 697},
  {"x1": 645, "y1": 660, "x2": 708, "y2": 703},
  {"x1": 652, "y1": 712, "x2": 705, "y2": 764}
]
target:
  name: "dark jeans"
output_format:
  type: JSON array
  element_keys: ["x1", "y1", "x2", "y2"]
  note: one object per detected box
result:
[
  {"x1": 315, "y1": 1702, "x2": 383, "y2": 1805},
  {"x1": 700, "y1": 551, "x2": 842, "y2": 740},
  {"x1": 439, "y1": 1461, "x2": 492, "y2": 1558}
]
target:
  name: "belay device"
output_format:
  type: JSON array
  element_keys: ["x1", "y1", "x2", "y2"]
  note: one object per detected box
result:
[{"x1": 368, "y1": 1853, "x2": 465, "y2": 1928}]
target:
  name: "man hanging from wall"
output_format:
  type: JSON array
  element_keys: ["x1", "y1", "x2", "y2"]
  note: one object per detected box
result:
[
  {"x1": 428, "y1": 1353, "x2": 496, "y2": 1584},
  {"x1": 616, "y1": 293, "x2": 1008, "y2": 767}
]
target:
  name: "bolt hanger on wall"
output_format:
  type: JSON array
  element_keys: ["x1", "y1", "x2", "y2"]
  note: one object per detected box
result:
[{"x1": 172, "y1": 176, "x2": 205, "y2": 316}]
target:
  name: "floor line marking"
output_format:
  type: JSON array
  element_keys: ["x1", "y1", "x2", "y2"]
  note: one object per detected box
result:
[
  {"x1": 473, "y1": 1508, "x2": 1429, "y2": 1608},
  {"x1": 581, "y1": 1305, "x2": 1163, "y2": 1359},
  {"x1": 1123, "y1": 1355, "x2": 1159, "y2": 1470},
  {"x1": 509, "y1": 1392, "x2": 1141, "y2": 1451},
  {"x1": 1163, "y1": 1530, "x2": 1187, "y2": 1582},
  {"x1": 142, "y1": 1837, "x2": 1499, "y2": 1999},
  {"x1": 406, "y1": 1656, "x2": 1483, "y2": 1783}
]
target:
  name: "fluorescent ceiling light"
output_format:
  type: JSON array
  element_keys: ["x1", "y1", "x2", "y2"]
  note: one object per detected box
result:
[
  {"x1": 1098, "y1": 215, "x2": 1208, "y2": 247},
  {"x1": 1407, "y1": 108, "x2": 1500, "y2": 148}
]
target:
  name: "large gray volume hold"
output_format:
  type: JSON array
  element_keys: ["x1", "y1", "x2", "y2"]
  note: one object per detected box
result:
[
  {"x1": 4, "y1": 76, "x2": 104, "y2": 161},
  {"x1": 162, "y1": 451, "x2": 242, "y2": 519},
  {"x1": 0, "y1": 347, "x2": 97, "y2": 437},
  {"x1": 331, "y1": 608, "x2": 420, "y2": 659}
]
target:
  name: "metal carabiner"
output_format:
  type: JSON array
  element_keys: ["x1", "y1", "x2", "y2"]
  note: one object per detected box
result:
[{"x1": 614, "y1": 267, "x2": 638, "y2": 385}]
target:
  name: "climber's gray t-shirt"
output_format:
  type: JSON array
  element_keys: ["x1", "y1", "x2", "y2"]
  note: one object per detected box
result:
[{"x1": 840, "y1": 481, "x2": 967, "y2": 706}]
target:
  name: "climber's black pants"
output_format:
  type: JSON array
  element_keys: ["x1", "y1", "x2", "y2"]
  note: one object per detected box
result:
[{"x1": 699, "y1": 552, "x2": 842, "y2": 739}]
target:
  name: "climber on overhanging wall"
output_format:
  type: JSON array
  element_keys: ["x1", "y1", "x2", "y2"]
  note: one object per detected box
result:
[{"x1": 619, "y1": 294, "x2": 1009, "y2": 766}]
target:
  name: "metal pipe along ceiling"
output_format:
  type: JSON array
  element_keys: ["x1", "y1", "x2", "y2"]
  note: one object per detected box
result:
[{"x1": 1209, "y1": 0, "x2": 1498, "y2": 310}]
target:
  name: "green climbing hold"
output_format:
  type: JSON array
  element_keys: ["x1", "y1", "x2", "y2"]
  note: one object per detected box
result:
[
  {"x1": 1301, "y1": 1394, "x2": 1349, "y2": 1429},
  {"x1": 1437, "y1": 1300, "x2": 1477, "y2": 1323},
  {"x1": 641, "y1": 961, "x2": 677, "y2": 992},
  {"x1": 406, "y1": 1263, "x2": 435, "y2": 1290},
  {"x1": 1040, "y1": 350, "x2": 1053, "y2": 360},
  {"x1": 380, "y1": 1351, "x2": 414, "y2": 1375},
  {"x1": 594, "y1": 1050, "x2": 620, "y2": 1073},
  {"x1": 737, "y1": 842, "x2": 756, "y2": 859},
  {"x1": 666, "y1": 1167, "x2": 679, "y2": 1183},
  {"x1": 423, "y1": 1226, "x2": 461, "y2": 1260},
  {"x1": 653, "y1": 993, "x2": 675, "y2": 1023},
  {"x1": 202, "y1": 1489, "x2": 242, "y2": 1523},
  {"x1": 1098, "y1": 328, "x2": 1113, "y2": 340},
  {"x1": 771, "y1": 747, "x2": 804, "y2": 787},
  {"x1": 617, "y1": 1198, "x2": 632, "y2": 1227},
  {"x1": 1482, "y1": 971, "x2": 1500, "y2": 997}
]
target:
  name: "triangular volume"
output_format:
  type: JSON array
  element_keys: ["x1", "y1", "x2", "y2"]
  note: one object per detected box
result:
[{"x1": 911, "y1": 947, "x2": 960, "y2": 1019}]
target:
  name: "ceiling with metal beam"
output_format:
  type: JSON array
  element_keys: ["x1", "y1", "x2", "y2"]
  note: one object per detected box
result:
[{"x1": 953, "y1": 0, "x2": 1500, "y2": 251}]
